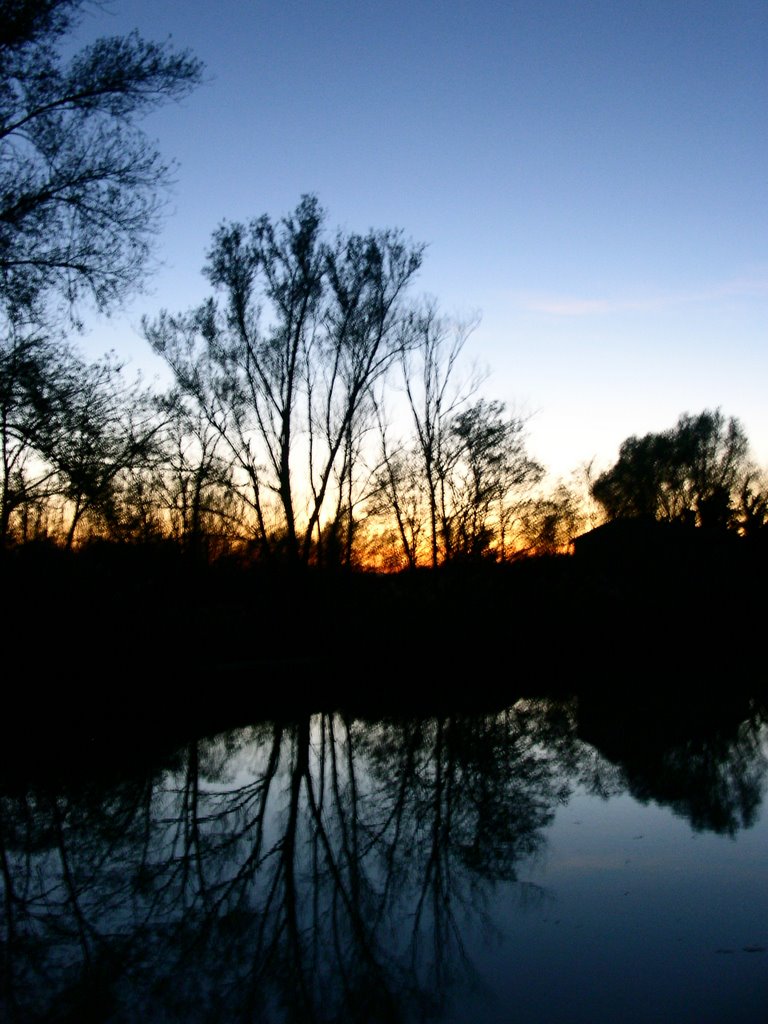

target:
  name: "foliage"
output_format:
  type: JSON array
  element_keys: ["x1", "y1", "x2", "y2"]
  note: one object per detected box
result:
[
  {"x1": 0, "y1": 321, "x2": 67, "y2": 540},
  {"x1": 0, "y1": 0, "x2": 202, "y2": 546},
  {"x1": 443, "y1": 398, "x2": 543, "y2": 561},
  {"x1": 0, "y1": 328, "x2": 157, "y2": 545},
  {"x1": 0, "y1": 0, "x2": 203, "y2": 321},
  {"x1": 592, "y1": 409, "x2": 752, "y2": 529},
  {"x1": 519, "y1": 482, "x2": 583, "y2": 555}
]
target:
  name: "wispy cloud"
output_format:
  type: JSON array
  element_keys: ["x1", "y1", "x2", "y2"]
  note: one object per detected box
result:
[{"x1": 516, "y1": 273, "x2": 768, "y2": 317}]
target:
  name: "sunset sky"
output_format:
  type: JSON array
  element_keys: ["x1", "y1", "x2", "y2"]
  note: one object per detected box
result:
[{"x1": 74, "y1": 0, "x2": 767, "y2": 481}]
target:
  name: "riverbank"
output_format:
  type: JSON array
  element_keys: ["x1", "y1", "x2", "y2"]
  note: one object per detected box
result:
[{"x1": 3, "y1": 538, "x2": 765, "y2": 732}]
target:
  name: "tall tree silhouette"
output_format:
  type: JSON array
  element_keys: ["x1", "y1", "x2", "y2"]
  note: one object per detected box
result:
[
  {"x1": 147, "y1": 196, "x2": 423, "y2": 563},
  {"x1": 0, "y1": 0, "x2": 202, "y2": 545},
  {"x1": 592, "y1": 409, "x2": 751, "y2": 529}
]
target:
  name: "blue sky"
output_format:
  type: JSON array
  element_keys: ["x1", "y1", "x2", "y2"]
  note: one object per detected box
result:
[{"x1": 74, "y1": 0, "x2": 768, "y2": 480}]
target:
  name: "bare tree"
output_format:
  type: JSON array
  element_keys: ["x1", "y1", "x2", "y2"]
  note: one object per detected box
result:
[
  {"x1": 376, "y1": 305, "x2": 480, "y2": 567},
  {"x1": 0, "y1": 320, "x2": 62, "y2": 542},
  {"x1": 155, "y1": 395, "x2": 242, "y2": 557},
  {"x1": 147, "y1": 196, "x2": 424, "y2": 563},
  {"x1": 443, "y1": 399, "x2": 543, "y2": 561},
  {"x1": 44, "y1": 354, "x2": 160, "y2": 547}
]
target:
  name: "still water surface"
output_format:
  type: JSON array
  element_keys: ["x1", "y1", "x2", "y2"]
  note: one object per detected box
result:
[{"x1": 2, "y1": 697, "x2": 767, "y2": 1022}]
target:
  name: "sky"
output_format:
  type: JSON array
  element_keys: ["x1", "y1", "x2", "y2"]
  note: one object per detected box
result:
[{"x1": 72, "y1": 0, "x2": 767, "y2": 481}]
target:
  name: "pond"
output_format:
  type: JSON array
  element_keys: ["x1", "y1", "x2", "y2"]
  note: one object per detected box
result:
[{"x1": 1, "y1": 695, "x2": 767, "y2": 1022}]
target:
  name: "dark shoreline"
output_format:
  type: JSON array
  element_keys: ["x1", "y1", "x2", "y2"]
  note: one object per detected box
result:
[{"x1": 3, "y1": 536, "x2": 766, "y2": 748}]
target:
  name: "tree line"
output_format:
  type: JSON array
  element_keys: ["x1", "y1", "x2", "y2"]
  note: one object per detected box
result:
[
  {"x1": 5, "y1": 195, "x2": 765, "y2": 564},
  {"x1": 1, "y1": 1, "x2": 766, "y2": 568}
]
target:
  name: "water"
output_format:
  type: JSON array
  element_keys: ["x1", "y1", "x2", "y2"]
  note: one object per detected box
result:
[
  {"x1": 445, "y1": 789, "x2": 768, "y2": 1023},
  {"x1": 1, "y1": 697, "x2": 766, "y2": 1022}
]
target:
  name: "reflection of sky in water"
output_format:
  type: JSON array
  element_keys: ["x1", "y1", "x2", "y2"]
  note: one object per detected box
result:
[
  {"x1": 2, "y1": 705, "x2": 767, "y2": 1023},
  {"x1": 446, "y1": 787, "x2": 768, "y2": 1024}
]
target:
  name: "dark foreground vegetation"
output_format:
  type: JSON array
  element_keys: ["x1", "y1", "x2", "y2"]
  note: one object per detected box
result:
[{"x1": 3, "y1": 522, "x2": 766, "y2": 755}]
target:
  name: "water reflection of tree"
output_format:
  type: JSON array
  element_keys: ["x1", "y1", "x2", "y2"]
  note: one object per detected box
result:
[
  {"x1": 3, "y1": 698, "x2": 766, "y2": 1021},
  {"x1": 0, "y1": 705, "x2": 580, "y2": 1023},
  {"x1": 576, "y1": 695, "x2": 768, "y2": 835},
  {"x1": 357, "y1": 706, "x2": 578, "y2": 1005}
]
